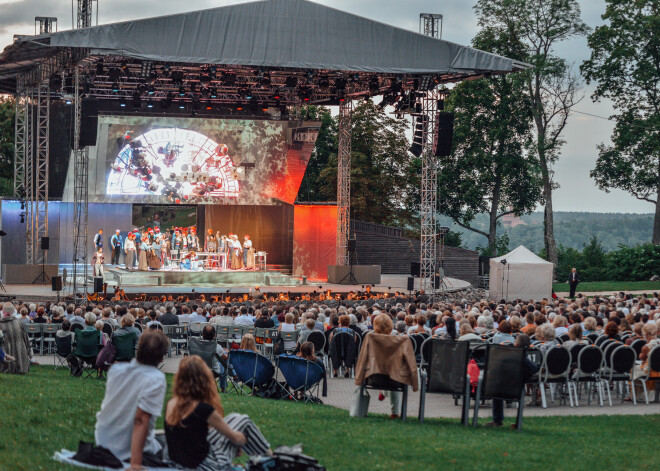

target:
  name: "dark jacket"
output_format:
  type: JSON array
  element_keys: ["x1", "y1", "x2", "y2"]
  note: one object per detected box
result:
[
  {"x1": 329, "y1": 331, "x2": 357, "y2": 370},
  {"x1": 158, "y1": 312, "x2": 180, "y2": 325}
]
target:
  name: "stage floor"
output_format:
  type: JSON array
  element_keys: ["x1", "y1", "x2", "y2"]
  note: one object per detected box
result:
[{"x1": 1, "y1": 270, "x2": 471, "y2": 300}]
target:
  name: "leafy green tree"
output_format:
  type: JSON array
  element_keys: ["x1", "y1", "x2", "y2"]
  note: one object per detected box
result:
[
  {"x1": 443, "y1": 230, "x2": 463, "y2": 248},
  {"x1": 581, "y1": 0, "x2": 660, "y2": 244},
  {"x1": 440, "y1": 27, "x2": 541, "y2": 253},
  {"x1": 0, "y1": 96, "x2": 15, "y2": 196},
  {"x1": 475, "y1": 0, "x2": 589, "y2": 266},
  {"x1": 317, "y1": 101, "x2": 415, "y2": 228},
  {"x1": 581, "y1": 235, "x2": 607, "y2": 281},
  {"x1": 296, "y1": 105, "x2": 337, "y2": 202}
]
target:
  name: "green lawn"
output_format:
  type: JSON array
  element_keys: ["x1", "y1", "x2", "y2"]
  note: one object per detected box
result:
[
  {"x1": 553, "y1": 280, "x2": 660, "y2": 294},
  {"x1": 1, "y1": 366, "x2": 658, "y2": 471}
]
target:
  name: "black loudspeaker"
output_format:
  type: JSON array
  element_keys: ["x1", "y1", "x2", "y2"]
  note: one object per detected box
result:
[
  {"x1": 407, "y1": 276, "x2": 415, "y2": 291},
  {"x1": 410, "y1": 262, "x2": 420, "y2": 277},
  {"x1": 94, "y1": 277, "x2": 104, "y2": 293},
  {"x1": 434, "y1": 276, "x2": 441, "y2": 289},
  {"x1": 433, "y1": 112, "x2": 454, "y2": 157},
  {"x1": 51, "y1": 276, "x2": 62, "y2": 292},
  {"x1": 40, "y1": 236, "x2": 50, "y2": 250},
  {"x1": 79, "y1": 98, "x2": 99, "y2": 147},
  {"x1": 409, "y1": 115, "x2": 428, "y2": 157},
  {"x1": 347, "y1": 239, "x2": 357, "y2": 252}
]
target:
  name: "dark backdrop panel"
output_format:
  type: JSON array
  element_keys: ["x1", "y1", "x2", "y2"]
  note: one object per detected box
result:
[{"x1": 205, "y1": 205, "x2": 293, "y2": 266}]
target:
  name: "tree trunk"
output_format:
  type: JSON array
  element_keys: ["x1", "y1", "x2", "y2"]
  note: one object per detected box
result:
[
  {"x1": 488, "y1": 174, "x2": 502, "y2": 250},
  {"x1": 538, "y1": 147, "x2": 558, "y2": 267},
  {"x1": 653, "y1": 164, "x2": 660, "y2": 244}
]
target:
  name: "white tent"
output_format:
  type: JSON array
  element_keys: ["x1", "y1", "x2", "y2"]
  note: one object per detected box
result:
[{"x1": 489, "y1": 246, "x2": 553, "y2": 301}]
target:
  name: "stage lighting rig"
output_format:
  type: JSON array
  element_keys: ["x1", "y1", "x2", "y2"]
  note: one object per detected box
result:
[
  {"x1": 171, "y1": 71, "x2": 184, "y2": 85},
  {"x1": 95, "y1": 61, "x2": 104, "y2": 76},
  {"x1": 140, "y1": 61, "x2": 152, "y2": 78},
  {"x1": 200, "y1": 74, "x2": 211, "y2": 86},
  {"x1": 284, "y1": 76, "x2": 298, "y2": 89},
  {"x1": 49, "y1": 73, "x2": 62, "y2": 92},
  {"x1": 108, "y1": 68, "x2": 121, "y2": 82}
]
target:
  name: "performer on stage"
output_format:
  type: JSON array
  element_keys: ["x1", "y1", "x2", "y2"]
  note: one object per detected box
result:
[
  {"x1": 230, "y1": 234, "x2": 243, "y2": 270},
  {"x1": 243, "y1": 235, "x2": 255, "y2": 269},
  {"x1": 148, "y1": 235, "x2": 162, "y2": 270},
  {"x1": 172, "y1": 228, "x2": 184, "y2": 251},
  {"x1": 132, "y1": 228, "x2": 141, "y2": 268},
  {"x1": 124, "y1": 233, "x2": 136, "y2": 270},
  {"x1": 110, "y1": 230, "x2": 123, "y2": 265},
  {"x1": 92, "y1": 247, "x2": 105, "y2": 280},
  {"x1": 93, "y1": 229, "x2": 103, "y2": 251},
  {"x1": 206, "y1": 234, "x2": 217, "y2": 252},
  {"x1": 138, "y1": 235, "x2": 149, "y2": 271},
  {"x1": 187, "y1": 227, "x2": 200, "y2": 252}
]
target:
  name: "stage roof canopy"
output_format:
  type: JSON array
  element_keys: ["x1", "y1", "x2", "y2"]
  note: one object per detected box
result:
[{"x1": 0, "y1": 0, "x2": 528, "y2": 95}]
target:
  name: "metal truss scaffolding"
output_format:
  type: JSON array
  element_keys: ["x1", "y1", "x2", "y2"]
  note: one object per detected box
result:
[
  {"x1": 13, "y1": 88, "x2": 27, "y2": 200},
  {"x1": 419, "y1": 92, "x2": 439, "y2": 298},
  {"x1": 72, "y1": 67, "x2": 89, "y2": 301},
  {"x1": 336, "y1": 99, "x2": 352, "y2": 265},
  {"x1": 24, "y1": 84, "x2": 36, "y2": 264},
  {"x1": 34, "y1": 81, "x2": 50, "y2": 264}
]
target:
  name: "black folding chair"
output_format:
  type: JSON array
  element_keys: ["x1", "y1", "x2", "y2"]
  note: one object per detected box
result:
[
  {"x1": 418, "y1": 339, "x2": 471, "y2": 425},
  {"x1": 472, "y1": 344, "x2": 527, "y2": 430},
  {"x1": 570, "y1": 345, "x2": 604, "y2": 407},
  {"x1": 601, "y1": 345, "x2": 636, "y2": 406}
]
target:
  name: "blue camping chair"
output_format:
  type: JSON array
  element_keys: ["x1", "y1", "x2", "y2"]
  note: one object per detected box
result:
[
  {"x1": 277, "y1": 354, "x2": 326, "y2": 403},
  {"x1": 227, "y1": 349, "x2": 275, "y2": 396}
]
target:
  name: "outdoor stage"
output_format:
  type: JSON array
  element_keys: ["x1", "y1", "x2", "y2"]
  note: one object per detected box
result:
[{"x1": 104, "y1": 266, "x2": 302, "y2": 288}]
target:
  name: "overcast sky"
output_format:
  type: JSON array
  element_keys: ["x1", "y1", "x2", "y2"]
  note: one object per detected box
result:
[{"x1": 0, "y1": 0, "x2": 651, "y2": 214}]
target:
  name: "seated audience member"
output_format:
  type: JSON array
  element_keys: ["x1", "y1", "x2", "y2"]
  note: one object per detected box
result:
[
  {"x1": 95, "y1": 320, "x2": 110, "y2": 346},
  {"x1": 562, "y1": 324, "x2": 583, "y2": 350},
  {"x1": 254, "y1": 309, "x2": 275, "y2": 328},
  {"x1": 436, "y1": 317, "x2": 457, "y2": 341},
  {"x1": 582, "y1": 316, "x2": 597, "y2": 336},
  {"x1": 457, "y1": 322, "x2": 481, "y2": 341},
  {"x1": 604, "y1": 321, "x2": 621, "y2": 341},
  {"x1": 407, "y1": 314, "x2": 431, "y2": 336},
  {"x1": 486, "y1": 334, "x2": 539, "y2": 428},
  {"x1": 298, "y1": 318, "x2": 318, "y2": 345},
  {"x1": 239, "y1": 333, "x2": 258, "y2": 352},
  {"x1": 492, "y1": 320, "x2": 515, "y2": 344},
  {"x1": 297, "y1": 341, "x2": 327, "y2": 397},
  {"x1": 114, "y1": 314, "x2": 142, "y2": 338},
  {"x1": 165, "y1": 356, "x2": 271, "y2": 470},
  {"x1": 94, "y1": 331, "x2": 170, "y2": 467},
  {"x1": 146, "y1": 310, "x2": 163, "y2": 331},
  {"x1": 534, "y1": 323, "x2": 558, "y2": 352},
  {"x1": 355, "y1": 313, "x2": 418, "y2": 419},
  {"x1": 553, "y1": 315, "x2": 569, "y2": 336}
]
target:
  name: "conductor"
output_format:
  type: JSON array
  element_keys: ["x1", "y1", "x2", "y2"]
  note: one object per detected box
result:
[{"x1": 568, "y1": 267, "x2": 579, "y2": 298}]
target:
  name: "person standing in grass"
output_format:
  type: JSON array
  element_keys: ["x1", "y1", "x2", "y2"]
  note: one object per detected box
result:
[{"x1": 165, "y1": 355, "x2": 271, "y2": 470}]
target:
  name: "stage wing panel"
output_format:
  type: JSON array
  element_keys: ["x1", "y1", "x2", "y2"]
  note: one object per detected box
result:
[{"x1": 293, "y1": 204, "x2": 337, "y2": 281}]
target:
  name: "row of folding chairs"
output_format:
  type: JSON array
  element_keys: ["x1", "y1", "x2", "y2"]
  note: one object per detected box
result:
[{"x1": 23, "y1": 323, "x2": 61, "y2": 355}]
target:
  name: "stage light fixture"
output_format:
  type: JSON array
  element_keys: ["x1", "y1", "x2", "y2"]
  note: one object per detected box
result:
[
  {"x1": 171, "y1": 70, "x2": 184, "y2": 85},
  {"x1": 162, "y1": 64, "x2": 171, "y2": 78},
  {"x1": 48, "y1": 73, "x2": 62, "y2": 92},
  {"x1": 119, "y1": 98, "x2": 126, "y2": 107},
  {"x1": 318, "y1": 76, "x2": 330, "y2": 89},
  {"x1": 20, "y1": 213, "x2": 25, "y2": 223},
  {"x1": 190, "y1": 82, "x2": 197, "y2": 93},
  {"x1": 369, "y1": 76, "x2": 380, "y2": 93},
  {"x1": 109, "y1": 68, "x2": 121, "y2": 82},
  {"x1": 209, "y1": 87, "x2": 218, "y2": 98},
  {"x1": 178, "y1": 102, "x2": 185, "y2": 109},
  {"x1": 147, "y1": 85, "x2": 155, "y2": 95},
  {"x1": 178, "y1": 86, "x2": 185, "y2": 97},
  {"x1": 64, "y1": 98, "x2": 72, "y2": 105},
  {"x1": 137, "y1": 82, "x2": 147, "y2": 94},
  {"x1": 306, "y1": 70, "x2": 315, "y2": 84},
  {"x1": 334, "y1": 78, "x2": 347, "y2": 90},
  {"x1": 200, "y1": 74, "x2": 211, "y2": 86},
  {"x1": 95, "y1": 61, "x2": 104, "y2": 75},
  {"x1": 285, "y1": 76, "x2": 298, "y2": 88},
  {"x1": 111, "y1": 82, "x2": 120, "y2": 93},
  {"x1": 147, "y1": 101, "x2": 154, "y2": 108},
  {"x1": 148, "y1": 71, "x2": 158, "y2": 85},
  {"x1": 140, "y1": 61, "x2": 152, "y2": 78}
]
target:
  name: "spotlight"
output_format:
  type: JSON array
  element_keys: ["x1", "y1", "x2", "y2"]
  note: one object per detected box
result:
[
  {"x1": 20, "y1": 213, "x2": 25, "y2": 223},
  {"x1": 178, "y1": 102, "x2": 185, "y2": 109},
  {"x1": 147, "y1": 102, "x2": 154, "y2": 108},
  {"x1": 64, "y1": 98, "x2": 72, "y2": 105},
  {"x1": 200, "y1": 74, "x2": 211, "y2": 86},
  {"x1": 178, "y1": 86, "x2": 185, "y2": 97},
  {"x1": 111, "y1": 82, "x2": 120, "y2": 93},
  {"x1": 147, "y1": 85, "x2": 155, "y2": 95},
  {"x1": 119, "y1": 98, "x2": 127, "y2": 107},
  {"x1": 209, "y1": 87, "x2": 218, "y2": 98}
]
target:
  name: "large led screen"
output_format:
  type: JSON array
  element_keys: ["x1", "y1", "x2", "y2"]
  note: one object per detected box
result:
[{"x1": 97, "y1": 116, "x2": 320, "y2": 205}]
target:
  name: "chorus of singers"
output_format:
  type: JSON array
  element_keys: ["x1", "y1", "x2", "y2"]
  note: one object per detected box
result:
[{"x1": 91, "y1": 226, "x2": 255, "y2": 275}]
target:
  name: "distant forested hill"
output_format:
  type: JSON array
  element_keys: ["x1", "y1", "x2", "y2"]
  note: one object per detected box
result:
[{"x1": 441, "y1": 212, "x2": 654, "y2": 253}]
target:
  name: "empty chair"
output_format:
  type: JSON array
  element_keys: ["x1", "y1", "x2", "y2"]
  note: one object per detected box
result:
[
  {"x1": 163, "y1": 325, "x2": 188, "y2": 356},
  {"x1": 41, "y1": 324, "x2": 59, "y2": 354},
  {"x1": 188, "y1": 322, "x2": 205, "y2": 337},
  {"x1": 570, "y1": 345, "x2": 604, "y2": 407},
  {"x1": 54, "y1": 333, "x2": 74, "y2": 371},
  {"x1": 537, "y1": 346, "x2": 573, "y2": 408},
  {"x1": 601, "y1": 345, "x2": 636, "y2": 406},
  {"x1": 472, "y1": 344, "x2": 527, "y2": 430},
  {"x1": 277, "y1": 354, "x2": 326, "y2": 403},
  {"x1": 227, "y1": 349, "x2": 275, "y2": 396},
  {"x1": 418, "y1": 339, "x2": 472, "y2": 424}
]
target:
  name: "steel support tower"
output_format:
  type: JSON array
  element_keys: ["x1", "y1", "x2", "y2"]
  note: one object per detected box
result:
[
  {"x1": 72, "y1": 67, "x2": 89, "y2": 301},
  {"x1": 419, "y1": 92, "x2": 439, "y2": 297},
  {"x1": 419, "y1": 13, "x2": 443, "y2": 39},
  {"x1": 34, "y1": 80, "x2": 50, "y2": 264},
  {"x1": 336, "y1": 99, "x2": 352, "y2": 265},
  {"x1": 76, "y1": 0, "x2": 98, "y2": 28}
]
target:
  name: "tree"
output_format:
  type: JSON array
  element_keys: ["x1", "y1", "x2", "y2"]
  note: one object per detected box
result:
[
  {"x1": 475, "y1": 0, "x2": 589, "y2": 266},
  {"x1": 581, "y1": 0, "x2": 660, "y2": 244},
  {"x1": 296, "y1": 105, "x2": 337, "y2": 202},
  {"x1": 316, "y1": 101, "x2": 416, "y2": 228},
  {"x1": 439, "y1": 27, "x2": 542, "y2": 253},
  {"x1": 0, "y1": 96, "x2": 15, "y2": 197}
]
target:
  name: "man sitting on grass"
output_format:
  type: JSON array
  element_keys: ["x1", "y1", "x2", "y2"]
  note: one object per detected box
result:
[{"x1": 94, "y1": 330, "x2": 169, "y2": 469}]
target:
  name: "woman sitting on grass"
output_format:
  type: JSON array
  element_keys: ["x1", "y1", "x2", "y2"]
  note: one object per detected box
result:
[{"x1": 165, "y1": 355, "x2": 271, "y2": 471}]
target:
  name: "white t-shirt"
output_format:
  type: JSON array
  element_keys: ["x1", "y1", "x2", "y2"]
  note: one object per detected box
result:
[{"x1": 94, "y1": 360, "x2": 166, "y2": 461}]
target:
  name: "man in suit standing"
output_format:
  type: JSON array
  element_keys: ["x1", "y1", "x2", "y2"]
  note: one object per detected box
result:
[{"x1": 568, "y1": 267, "x2": 579, "y2": 298}]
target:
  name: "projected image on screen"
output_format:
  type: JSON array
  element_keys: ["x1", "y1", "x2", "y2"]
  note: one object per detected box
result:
[{"x1": 106, "y1": 128, "x2": 240, "y2": 203}]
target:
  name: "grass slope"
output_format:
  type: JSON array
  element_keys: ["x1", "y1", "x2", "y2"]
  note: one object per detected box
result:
[
  {"x1": 552, "y1": 280, "x2": 660, "y2": 294},
  {"x1": 0, "y1": 366, "x2": 658, "y2": 471}
]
